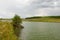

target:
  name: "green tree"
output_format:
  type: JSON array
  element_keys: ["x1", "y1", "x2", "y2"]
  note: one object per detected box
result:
[
  {"x1": 12, "y1": 14, "x2": 22, "y2": 38},
  {"x1": 12, "y1": 14, "x2": 22, "y2": 27}
]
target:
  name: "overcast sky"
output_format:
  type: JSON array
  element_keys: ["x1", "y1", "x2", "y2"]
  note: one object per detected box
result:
[{"x1": 0, "y1": 0, "x2": 60, "y2": 18}]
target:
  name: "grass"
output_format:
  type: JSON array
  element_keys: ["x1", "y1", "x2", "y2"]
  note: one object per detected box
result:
[
  {"x1": 0, "y1": 21, "x2": 18, "y2": 40},
  {"x1": 24, "y1": 18, "x2": 60, "y2": 22}
]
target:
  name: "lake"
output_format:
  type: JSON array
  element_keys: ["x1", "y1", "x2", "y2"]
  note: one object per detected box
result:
[{"x1": 20, "y1": 22, "x2": 60, "y2": 40}]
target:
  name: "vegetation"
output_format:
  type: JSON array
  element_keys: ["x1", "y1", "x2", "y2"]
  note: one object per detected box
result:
[
  {"x1": 25, "y1": 16, "x2": 60, "y2": 22},
  {"x1": 25, "y1": 16, "x2": 60, "y2": 19},
  {"x1": 12, "y1": 14, "x2": 23, "y2": 38},
  {"x1": 0, "y1": 14, "x2": 23, "y2": 40},
  {"x1": 26, "y1": 16, "x2": 42, "y2": 19},
  {"x1": 12, "y1": 14, "x2": 22, "y2": 27},
  {"x1": 0, "y1": 21, "x2": 17, "y2": 40}
]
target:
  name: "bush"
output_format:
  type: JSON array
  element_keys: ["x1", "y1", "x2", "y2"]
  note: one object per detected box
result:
[
  {"x1": 12, "y1": 14, "x2": 22, "y2": 27},
  {"x1": 12, "y1": 14, "x2": 22, "y2": 38}
]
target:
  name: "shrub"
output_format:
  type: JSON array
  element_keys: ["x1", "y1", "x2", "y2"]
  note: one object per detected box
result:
[
  {"x1": 12, "y1": 14, "x2": 22, "y2": 27},
  {"x1": 12, "y1": 14, "x2": 22, "y2": 38}
]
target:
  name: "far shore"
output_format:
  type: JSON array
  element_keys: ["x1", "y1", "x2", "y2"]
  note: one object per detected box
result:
[{"x1": 23, "y1": 18, "x2": 60, "y2": 23}]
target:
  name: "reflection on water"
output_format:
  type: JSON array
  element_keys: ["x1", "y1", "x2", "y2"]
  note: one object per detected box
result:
[
  {"x1": 20, "y1": 22, "x2": 60, "y2": 40},
  {"x1": 13, "y1": 24, "x2": 24, "y2": 40}
]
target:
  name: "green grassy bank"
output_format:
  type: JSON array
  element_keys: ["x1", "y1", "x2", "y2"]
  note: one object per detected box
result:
[
  {"x1": 0, "y1": 21, "x2": 18, "y2": 40},
  {"x1": 24, "y1": 18, "x2": 60, "y2": 22}
]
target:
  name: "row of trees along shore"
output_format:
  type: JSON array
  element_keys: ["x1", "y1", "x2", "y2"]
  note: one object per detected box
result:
[{"x1": 25, "y1": 16, "x2": 60, "y2": 19}]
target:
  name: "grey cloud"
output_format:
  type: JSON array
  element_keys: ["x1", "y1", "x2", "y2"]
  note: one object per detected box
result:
[{"x1": 0, "y1": 0, "x2": 60, "y2": 18}]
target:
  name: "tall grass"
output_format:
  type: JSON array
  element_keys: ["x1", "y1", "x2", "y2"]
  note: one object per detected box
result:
[{"x1": 0, "y1": 21, "x2": 18, "y2": 40}]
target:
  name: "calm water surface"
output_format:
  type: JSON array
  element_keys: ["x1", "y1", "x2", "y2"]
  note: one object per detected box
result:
[{"x1": 20, "y1": 22, "x2": 60, "y2": 40}]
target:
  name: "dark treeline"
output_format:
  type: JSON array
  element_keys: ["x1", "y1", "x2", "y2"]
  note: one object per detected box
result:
[
  {"x1": 25, "y1": 16, "x2": 60, "y2": 19},
  {"x1": 43, "y1": 16, "x2": 60, "y2": 18},
  {"x1": 25, "y1": 16, "x2": 42, "y2": 19}
]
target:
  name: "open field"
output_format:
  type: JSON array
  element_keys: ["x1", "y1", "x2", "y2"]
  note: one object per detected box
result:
[{"x1": 24, "y1": 18, "x2": 60, "y2": 22}]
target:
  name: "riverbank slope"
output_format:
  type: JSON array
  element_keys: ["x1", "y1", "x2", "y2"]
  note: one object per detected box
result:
[{"x1": 0, "y1": 21, "x2": 18, "y2": 40}]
